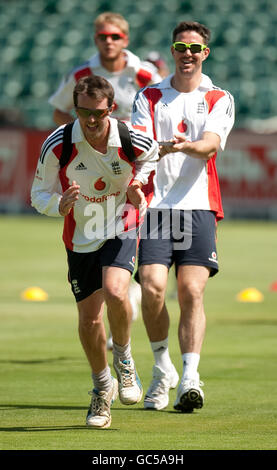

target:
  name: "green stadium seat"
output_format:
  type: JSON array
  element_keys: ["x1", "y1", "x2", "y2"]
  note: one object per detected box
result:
[
  {"x1": 30, "y1": 80, "x2": 51, "y2": 99},
  {"x1": 80, "y1": 0, "x2": 99, "y2": 14},
  {"x1": 2, "y1": 45, "x2": 21, "y2": 65},
  {"x1": 207, "y1": 62, "x2": 229, "y2": 83},
  {"x1": 34, "y1": 29, "x2": 57, "y2": 47},
  {"x1": 30, "y1": 44, "x2": 56, "y2": 64},
  {"x1": 28, "y1": 0, "x2": 47, "y2": 14},
  {"x1": 62, "y1": 29, "x2": 84, "y2": 47},
  {"x1": 3, "y1": 73, "x2": 30, "y2": 100}
]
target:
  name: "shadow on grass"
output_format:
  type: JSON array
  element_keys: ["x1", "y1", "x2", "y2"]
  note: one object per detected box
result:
[
  {"x1": 0, "y1": 404, "x2": 184, "y2": 417},
  {"x1": 0, "y1": 404, "x2": 86, "y2": 410},
  {"x1": 0, "y1": 404, "x2": 156, "y2": 413},
  {"x1": 0, "y1": 425, "x2": 119, "y2": 432},
  {"x1": 0, "y1": 357, "x2": 82, "y2": 365}
]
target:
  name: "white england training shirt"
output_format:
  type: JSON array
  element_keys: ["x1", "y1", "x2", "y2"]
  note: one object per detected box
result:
[
  {"x1": 31, "y1": 118, "x2": 158, "y2": 252},
  {"x1": 49, "y1": 49, "x2": 161, "y2": 121},
  {"x1": 131, "y1": 73, "x2": 235, "y2": 219}
]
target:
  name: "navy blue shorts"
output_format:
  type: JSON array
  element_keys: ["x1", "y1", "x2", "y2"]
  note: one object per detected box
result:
[
  {"x1": 137, "y1": 209, "x2": 218, "y2": 278},
  {"x1": 67, "y1": 235, "x2": 137, "y2": 302}
]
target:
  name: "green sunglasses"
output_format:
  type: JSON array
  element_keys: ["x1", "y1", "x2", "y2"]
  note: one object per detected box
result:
[
  {"x1": 172, "y1": 42, "x2": 207, "y2": 53},
  {"x1": 75, "y1": 106, "x2": 112, "y2": 119}
]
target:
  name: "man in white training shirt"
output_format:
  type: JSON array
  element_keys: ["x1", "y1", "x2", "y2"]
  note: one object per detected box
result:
[
  {"x1": 31, "y1": 75, "x2": 158, "y2": 428},
  {"x1": 49, "y1": 12, "x2": 159, "y2": 347},
  {"x1": 132, "y1": 21, "x2": 235, "y2": 413},
  {"x1": 49, "y1": 11, "x2": 161, "y2": 125}
]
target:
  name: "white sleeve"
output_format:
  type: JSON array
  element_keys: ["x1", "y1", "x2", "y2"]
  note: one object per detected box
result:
[
  {"x1": 131, "y1": 89, "x2": 155, "y2": 139},
  {"x1": 48, "y1": 73, "x2": 76, "y2": 112},
  {"x1": 31, "y1": 148, "x2": 63, "y2": 217},
  {"x1": 134, "y1": 143, "x2": 158, "y2": 185},
  {"x1": 127, "y1": 125, "x2": 159, "y2": 185},
  {"x1": 203, "y1": 92, "x2": 235, "y2": 150}
]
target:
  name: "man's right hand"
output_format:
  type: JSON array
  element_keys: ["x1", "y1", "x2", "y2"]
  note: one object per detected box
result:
[{"x1": 59, "y1": 180, "x2": 80, "y2": 216}]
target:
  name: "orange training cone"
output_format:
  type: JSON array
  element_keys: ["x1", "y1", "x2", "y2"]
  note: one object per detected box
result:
[{"x1": 269, "y1": 281, "x2": 277, "y2": 292}]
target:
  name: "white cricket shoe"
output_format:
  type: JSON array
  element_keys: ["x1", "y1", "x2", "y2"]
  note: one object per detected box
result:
[
  {"x1": 174, "y1": 376, "x2": 204, "y2": 413},
  {"x1": 113, "y1": 358, "x2": 143, "y2": 405},
  {"x1": 144, "y1": 364, "x2": 179, "y2": 410},
  {"x1": 86, "y1": 377, "x2": 118, "y2": 428}
]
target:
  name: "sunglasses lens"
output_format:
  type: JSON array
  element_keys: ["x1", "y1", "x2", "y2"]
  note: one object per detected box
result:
[
  {"x1": 190, "y1": 44, "x2": 202, "y2": 53},
  {"x1": 173, "y1": 43, "x2": 204, "y2": 53},
  {"x1": 98, "y1": 33, "x2": 122, "y2": 41},
  {"x1": 174, "y1": 43, "x2": 187, "y2": 52},
  {"x1": 77, "y1": 108, "x2": 91, "y2": 118},
  {"x1": 93, "y1": 110, "x2": 105, "y2": 118},
  {"x1": 76, "y1": 107, "x2": 110, "y2": 119}
]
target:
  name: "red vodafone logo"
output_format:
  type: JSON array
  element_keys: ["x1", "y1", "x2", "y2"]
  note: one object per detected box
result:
[
  {"x1": 177, "y1": 120, "x2": 188, "y2": 133},
  {"x1": 94, "y1": 177, "x2": 106, "y2": 191},
  {"x1": 91, "y1": 176, "x2": 110, "y2": 194}
]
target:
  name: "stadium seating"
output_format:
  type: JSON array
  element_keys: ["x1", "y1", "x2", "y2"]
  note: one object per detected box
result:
[{"x1": 0, "y1": 0, "x2": 276, "y2": 129}]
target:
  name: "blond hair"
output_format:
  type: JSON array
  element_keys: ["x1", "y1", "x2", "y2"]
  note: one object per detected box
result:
[{"x1": 94, "y1": 12, "x2": 129, "y2": 36}]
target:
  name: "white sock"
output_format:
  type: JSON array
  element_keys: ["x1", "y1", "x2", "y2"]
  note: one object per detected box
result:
[
  {"x1": 113, "y1": 340, "x2": 132, "y2": 363},
  {"x1": 182, "y1": 352, "x2": 200, "y2": 380},
  {"x1": 92, "y1": 366, "x2": 112, "y2": 392},
  {"x1": 151, "y1": 338, "x2": 173, "y2": 373}
]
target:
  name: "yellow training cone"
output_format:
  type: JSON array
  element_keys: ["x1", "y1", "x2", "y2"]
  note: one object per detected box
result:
[
  {"x1": 21, "y1": 286, "x2": 49, "y2": 302},
  {"x1": 236, "y1": 287, "x2": 264, "y2": 303}
]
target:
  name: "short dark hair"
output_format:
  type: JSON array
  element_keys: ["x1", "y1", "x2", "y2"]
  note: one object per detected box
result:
[
  {"x1": 172, "y1": 21, "x2": 211, "y2": 44},
  {"x1": 73, "y1": 75, "x2": 114, "y2": 107}
]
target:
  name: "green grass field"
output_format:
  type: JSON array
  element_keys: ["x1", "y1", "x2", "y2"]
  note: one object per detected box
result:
[{"x1": 0, "y1": 215, "x2": 277, "y2": 450}]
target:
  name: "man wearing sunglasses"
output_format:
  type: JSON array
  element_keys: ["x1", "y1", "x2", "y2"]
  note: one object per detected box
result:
[
  {"x1": 49, "y1": 12, "x2": 161, "y2": 126},
  {"x1": 132, "y1": 21, "x2": 235, "y2": 413},
  {"x1": 49, "y1": 11, "x2": 160, "y2": 350},
  {"x1": 31, "y1": 75, "x2": 159, "y2": 428}
]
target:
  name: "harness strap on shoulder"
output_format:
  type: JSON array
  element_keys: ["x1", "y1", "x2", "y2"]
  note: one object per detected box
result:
[
  {"x1": 59, "y1": 122, "x2": 74, "y2": 169},
  {"x1": 117, "y1": 120, "x2": 136, "y2": 163}
]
